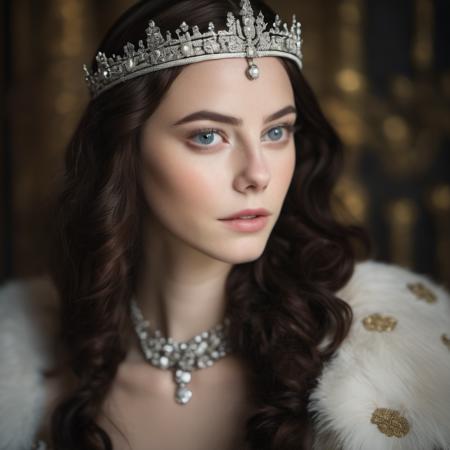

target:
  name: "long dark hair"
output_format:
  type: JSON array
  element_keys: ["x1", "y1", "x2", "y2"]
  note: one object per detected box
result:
[{"x1": 48, "y1": 0, "x2": 371, "y2": 448}]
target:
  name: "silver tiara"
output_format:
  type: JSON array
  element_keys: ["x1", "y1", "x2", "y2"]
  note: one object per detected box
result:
[{"x1": 83, "y1": 0, "x2": 303, "y2": 99}]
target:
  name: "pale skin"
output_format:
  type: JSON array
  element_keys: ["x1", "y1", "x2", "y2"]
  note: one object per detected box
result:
[{"x1": 40, "y1": 56, "x2": 297, "y2": 449}]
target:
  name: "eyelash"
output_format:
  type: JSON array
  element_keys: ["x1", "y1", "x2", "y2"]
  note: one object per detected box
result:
[{"x1": 188, "y1": 123, "x2": 300, "y2": 149}]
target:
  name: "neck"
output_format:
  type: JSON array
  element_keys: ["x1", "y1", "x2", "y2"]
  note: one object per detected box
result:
[{"x1": 134, "y1": 216, "x2": 233, "y2": 343}]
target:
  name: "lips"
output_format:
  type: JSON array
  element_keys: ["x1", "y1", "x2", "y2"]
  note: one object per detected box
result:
[
  {"x1": 219, "y1": 208, "x2": 271, "y2": 220},
  {"x1": 219, "y1": 215, "x2": 269, "y2": 232}
]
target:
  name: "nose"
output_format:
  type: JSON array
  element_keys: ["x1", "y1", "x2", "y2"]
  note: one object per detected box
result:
[{"x1": 233, "y1": 145, "x2": 270, "y2": 193}]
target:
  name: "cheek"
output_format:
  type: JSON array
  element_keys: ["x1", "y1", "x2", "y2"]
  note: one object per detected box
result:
[
  {"x1": 139, "y1": 144, "x2": 220, "y2": 215},
  {"x1": 274, "y1": 145, "x2": 296, "y2": 191},
  {"x1": 170, "y1": 169, "x2": 217, "y2": 207}
]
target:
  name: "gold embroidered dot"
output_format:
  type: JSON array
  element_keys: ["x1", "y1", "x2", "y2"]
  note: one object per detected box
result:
[
  {"x1": 407, "y1": 282, "x2": 437, "y2": 303},
  {"x1": 371, "y1": 408, "x2": 410, "y2": 437},
  {"x1": 442, "y1": 333, "x2": 450, "y2": 351},
  {"x1": 362, "y1": 313, "x2": 398, "y2": 332}
]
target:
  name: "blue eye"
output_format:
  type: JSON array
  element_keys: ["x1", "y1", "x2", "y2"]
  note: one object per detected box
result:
[
  {"x1": 191, "y1": 129, "x2": 221, "y2": 146},
  {"x1": 266, "y1": 126, "x2": 284, "y2": 141},
  {"x1": 188, "y1": 124, "x2": 298, "y2": 149}
]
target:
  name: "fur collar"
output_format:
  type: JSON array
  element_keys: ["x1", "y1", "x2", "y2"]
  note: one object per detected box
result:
[
  {"x1": 309, "y1": 261, "x2": 450, "y2": 449},
  {"x1": 0, "y1": 275, "x2": 58, "y2": 450},
  {"x1": 0, "y1": 261, "x2": 449, "y2": 449}
]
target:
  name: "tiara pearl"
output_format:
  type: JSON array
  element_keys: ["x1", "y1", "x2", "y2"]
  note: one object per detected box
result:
[{"x1": 83, "y1": 0, "x2": 303, "y2": 98}]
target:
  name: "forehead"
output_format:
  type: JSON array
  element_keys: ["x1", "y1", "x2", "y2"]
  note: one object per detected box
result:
[{"x1": 152, "y1": 56, "x2": 294, "y2": 121}]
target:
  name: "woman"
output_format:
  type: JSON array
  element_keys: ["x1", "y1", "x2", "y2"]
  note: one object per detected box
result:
[{"x1": 0, "y1": 0, "x2": 449, "y2": 449}]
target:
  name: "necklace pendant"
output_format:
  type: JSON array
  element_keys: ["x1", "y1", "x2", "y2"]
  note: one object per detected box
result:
[
  {"x1": 175, "y1": 384, "x2": 193, "y2": 404},
  {"x1": 130, "y1": 298, "x2": 232, "y2": 406},
  {"x1": 174, "y1": 368, "x2": 193, "y2": 405}
]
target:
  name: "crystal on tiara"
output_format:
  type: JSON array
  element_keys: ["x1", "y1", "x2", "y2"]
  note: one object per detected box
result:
[{"x1": 83, "y1": 0, "x2": 303, "y2": 99}]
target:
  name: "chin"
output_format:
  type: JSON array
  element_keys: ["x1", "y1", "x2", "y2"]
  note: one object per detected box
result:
[{"x1": 213, "y1": 241, "x2": 269, "y2": 264}]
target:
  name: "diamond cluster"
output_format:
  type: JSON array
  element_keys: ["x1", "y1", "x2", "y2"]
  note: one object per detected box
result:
[{"x1": 130, "y1": 298, "x2": 232, "y2": 405}]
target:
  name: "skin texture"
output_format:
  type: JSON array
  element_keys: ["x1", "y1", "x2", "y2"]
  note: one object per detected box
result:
[
  {"x1": 133, "y1": 56, "x2": 296, "y2": 344},
  {"x1": 96, "y1": 56, "x2": 297, "y2": 449}
]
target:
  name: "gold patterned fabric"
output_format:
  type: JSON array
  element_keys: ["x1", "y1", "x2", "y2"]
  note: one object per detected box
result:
[
  {"x1": 362, "y1": 313, "x2": 398, "y2": 332},
  {"x1": 407, "y1": 282, "x2": 438, "y2": 303},
  {"x1": 370, "y1": 408, "x2": 410, "y2": 438},
  {"x1": 442, "y1": 333, "x2": 450, "y2": 351}
]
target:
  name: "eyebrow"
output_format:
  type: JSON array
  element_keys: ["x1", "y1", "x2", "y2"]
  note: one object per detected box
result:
[{"x1": 171, "y1": 105, "x2": 297, "y2": 127}]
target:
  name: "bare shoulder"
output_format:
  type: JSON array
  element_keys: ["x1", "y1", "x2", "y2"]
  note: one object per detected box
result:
[{"x1": 309, "y1": 260, "x2": 450, "y2": 449}]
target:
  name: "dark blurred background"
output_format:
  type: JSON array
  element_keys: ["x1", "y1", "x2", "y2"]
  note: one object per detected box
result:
[{"x1": 1, "y1": 0, "x2": 449, "y2": 287}]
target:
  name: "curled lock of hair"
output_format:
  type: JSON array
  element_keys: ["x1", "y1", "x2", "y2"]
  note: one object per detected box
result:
[{"x1": 47, "y1": 1, "x2": 371, "y2": 449}]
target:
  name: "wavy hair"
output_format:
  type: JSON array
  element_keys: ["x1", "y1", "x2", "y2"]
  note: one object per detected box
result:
[{"x1": 47, "y1": 0, "x2": 371, "y2": 448}]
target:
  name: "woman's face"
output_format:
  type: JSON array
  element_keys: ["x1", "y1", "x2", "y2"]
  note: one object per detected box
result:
[{"x1": 139, "y1": 56, "x2": 297, "y2": 264}]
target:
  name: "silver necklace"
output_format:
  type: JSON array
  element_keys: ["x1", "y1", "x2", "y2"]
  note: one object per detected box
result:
[{"x1": 130, "y1": 298, "x2": 232, "y2": 405}]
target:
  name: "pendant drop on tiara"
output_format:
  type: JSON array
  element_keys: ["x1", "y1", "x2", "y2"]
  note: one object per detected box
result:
[
  {"x1": 246, "y1": 59, "x2": 260, "y2": 80},
  {"x1": 130, "y1": 298, "x2": 232, "y2": 405}
]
